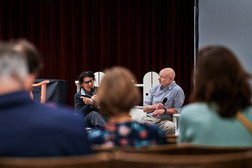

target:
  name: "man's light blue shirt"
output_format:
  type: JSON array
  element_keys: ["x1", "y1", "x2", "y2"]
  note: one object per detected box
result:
[{"x1": 144, "y1": 81, "x2": 185, "y2": 120}]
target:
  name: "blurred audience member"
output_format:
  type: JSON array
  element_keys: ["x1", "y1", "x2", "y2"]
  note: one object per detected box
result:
[
  {"x1": 0, "y1": 40, "x2": 91, "y2": 157},
  {"x1": 179, "y1": 45, "x2": 252, "y2": 146},
  {"x1": 89, "y1": 67, "x2": 167, "y2": 148},
  {"x1": 8, "y1": 39, "x2": 42, "y2": 93}
]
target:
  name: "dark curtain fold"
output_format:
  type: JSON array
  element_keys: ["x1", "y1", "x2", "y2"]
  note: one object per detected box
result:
[{"x1": 0, "y1": 0, "x2": 194, "y2": 106}]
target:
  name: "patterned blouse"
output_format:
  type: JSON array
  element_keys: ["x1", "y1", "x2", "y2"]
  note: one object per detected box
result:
[{"x1": 88, "y1": 121, "x2": 167, "y2": 148}]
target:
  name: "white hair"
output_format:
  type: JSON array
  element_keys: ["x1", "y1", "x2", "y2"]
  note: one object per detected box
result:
[{"x1": 0, "y1": 50, "x2": 28, "y2": 81}]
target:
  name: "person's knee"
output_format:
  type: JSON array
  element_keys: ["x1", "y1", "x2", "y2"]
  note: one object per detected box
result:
[
  {"x1": 85, "y1": 111, "x2": 99, "y2": 122},
  {"x1": 163, "y1": 122, "x2": 175, "y2": 135},
  {"x1": 141, "y1": 116, "x2": 147, "y2": 123},
  {"x1": 86, "y1": 111, "x2": 106, "y2": 127},
  {"x1": 141, "y1": 116, "x2": 154, "y2": 124},
  {"x1": 87, "y1": 111, "x2": 99, "y2": 118}
]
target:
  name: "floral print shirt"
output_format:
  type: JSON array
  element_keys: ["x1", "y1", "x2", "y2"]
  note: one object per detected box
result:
[{"x1": 88, "y1": 121, "x2": 167, "y2": 148}]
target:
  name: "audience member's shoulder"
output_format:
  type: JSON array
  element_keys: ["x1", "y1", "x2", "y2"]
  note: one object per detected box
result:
[
  {"x1": 243, "y1": 106, "x2": 252, "y2": 117},
  {"x1": 37, "y1": 103, "x2": 80, "y2": 118},
  {"x1": 181, "y1": 103, "x2": 207, "y2": 115}
]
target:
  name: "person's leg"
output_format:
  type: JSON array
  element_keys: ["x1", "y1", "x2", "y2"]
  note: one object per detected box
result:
[
  {"x1": 158, "y1": 120, "x2": 175, "y2": 136},
  {"x1": 85, "y1": 111, "x2": 106, "y2": 128},
  {"x1": 141, "y1": 116, "x2": 156, "y2": 125},
  {"x1": 141, "y1": 116, "x2": 175, "y2": 135}
]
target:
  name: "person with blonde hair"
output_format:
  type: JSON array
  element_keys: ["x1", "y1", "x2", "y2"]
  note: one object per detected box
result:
[
  {"x1": 179, "y1": 45, "x2": 252, "y2": 146},
  {"x1": 89, "y1": 66, "x2": 166, "y2": 148}
]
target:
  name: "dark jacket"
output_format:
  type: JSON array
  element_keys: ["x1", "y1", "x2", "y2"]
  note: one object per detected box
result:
[
  {"x1": 74, "y1": 87, "x2": 98, "y2": 116},
  {"x1": 0, "y1": 90, "x2": 92, "y2": 157}
]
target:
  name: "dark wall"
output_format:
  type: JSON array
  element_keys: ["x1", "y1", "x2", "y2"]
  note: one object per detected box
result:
[{"x1": 0, "y1": 0, "x2": 194, "y2": 107}]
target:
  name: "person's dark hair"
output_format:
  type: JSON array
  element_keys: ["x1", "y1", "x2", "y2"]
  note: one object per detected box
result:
[
  {"x1": 78, "y1": 71, "x2": 95, "y2": 84},
  {"x1": 11, "y1": 39, "x2": 42, "y2": 75},
  {"x1": 190, "y1": 45, "x2": 252, "y2": 117}
]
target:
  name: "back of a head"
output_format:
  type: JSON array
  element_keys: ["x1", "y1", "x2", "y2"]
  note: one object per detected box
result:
[
  {"x1": 0, "y1": 44, "x2": 28, "y2": 86},
  {"x1": 97, "y1": 66, "x2": 141, "y2": 117},
  {"x1": 192, "y1": 45, "x2": 251, "y2": 117},
  {"x1": 11, "y1": 39, "x2": 42, "y2": 75}
]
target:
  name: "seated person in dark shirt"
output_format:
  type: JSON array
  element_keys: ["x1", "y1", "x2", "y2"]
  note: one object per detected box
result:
[
  {"x1": 74, "y1": 71, "x2": 106, "y2": 128},
  {"x1": 88, "y1": 67, "x2": 167, "y2": 148}
]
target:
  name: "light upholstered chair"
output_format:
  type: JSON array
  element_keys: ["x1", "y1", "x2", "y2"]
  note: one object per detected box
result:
[
  {"x1": 142, "y1": 71, "x2": 159, "y2": 103},
  {"x1": 134, "y1": 71, "x2": 159, "y2": 104},
  {"x1": 131, "y1": 71, "x2": 159, "y2": 123}
]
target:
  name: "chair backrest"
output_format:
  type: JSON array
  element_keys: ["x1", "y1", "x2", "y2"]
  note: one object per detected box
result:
[
  {"x1": 142, "y1": 71, "x2": 159, "y2": 103},
  {"x1": 0, "y1": 152, "x2": 111, "y2": 168},
  {"x1": 31, "y1": 80, "x2": 50, "y2": 103},
  {"x1": 7, "y1": 147, "x2": 250, "y2": 168},
  {"x1": 94, "y1": 71, "x2": 105, "y2": 87},
  {"x1": 113, "y1": 151, "x2": 252, "y2": 168},
  {"x1": 166, "y1": 134, "x2": 178, "y2": 144},
  {"x1": 93, "y1": 143, "x2": 252, "y2": 155}
]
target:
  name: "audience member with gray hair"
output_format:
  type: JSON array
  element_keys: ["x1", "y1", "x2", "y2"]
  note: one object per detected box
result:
[{"x1": 0, "y1": 40, "x2": 92, "y2": 157}]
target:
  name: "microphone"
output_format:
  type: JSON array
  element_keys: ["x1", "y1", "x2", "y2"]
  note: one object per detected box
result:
[
  {"x1": 162, "y1": 97, "x2": 167, "y2": 105},
  {"x1": 91, "y1": 88, "x2": 95, "y2": 92}
]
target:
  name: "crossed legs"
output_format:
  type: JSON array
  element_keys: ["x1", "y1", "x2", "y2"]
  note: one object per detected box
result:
[{"x1": 141, "y1": 116, "x2": 175, "y2": 136}]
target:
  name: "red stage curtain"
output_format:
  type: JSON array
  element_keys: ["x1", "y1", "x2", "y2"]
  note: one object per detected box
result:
[{"x1": 0, "y1": 0, "x2": 194, "y2": 106}]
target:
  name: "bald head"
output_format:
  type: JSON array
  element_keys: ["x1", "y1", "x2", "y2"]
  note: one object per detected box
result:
[
  {"x1": 158, "y1": 68, "x2": 175, "y2": 88},
  {"x1": 162, "y1": 68, "x2": 175, "y2": 79}
]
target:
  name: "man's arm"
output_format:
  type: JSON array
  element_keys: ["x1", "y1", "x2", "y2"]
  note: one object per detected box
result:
[
  {"x1": 152, "y1": 107, "x2": 177, "y2": 118},
  {"x1": 155, "y1": 88, "x2": 184, "y2": 117},
  {"x1": 143, "y1": 103, "x2": 165, "y2": 113},
  {"x1": 74, "y1": 92, "x2": 90, "y2": 112},
  {"x1": 143, "y1": 86, "x2": 160, "y2": 112},
  {"x1": 173, "y1": 88, "x2": 185, "y2": 113},
  {"x1": 165, "y1": 108, "x2": 178, "y2": 114},
  {"x1": 80, "y1": 97, "x2": 94, "y2": 105},
  {"x1": 152, "y1": 87, "x2": 184, "y2": 118},
  {"x1": 143, "y1": 105, "x2": 154, "y2": 113}
]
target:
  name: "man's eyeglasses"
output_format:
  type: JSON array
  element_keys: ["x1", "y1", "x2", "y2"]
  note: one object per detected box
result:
[{"x1": 83, "y1": 79, "x2": 94, "y2": 84}]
